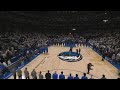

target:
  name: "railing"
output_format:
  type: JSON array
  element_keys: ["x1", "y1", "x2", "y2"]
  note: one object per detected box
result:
[
  {"x1": 88, "y1": 43, "x2": 120, "y2": 70},
  {"x1": 0, "y1": 48, "x2": 44, "y2": 79},
  {"x1": 1, "y1": 41, "x2": 119, "y2": 79}
]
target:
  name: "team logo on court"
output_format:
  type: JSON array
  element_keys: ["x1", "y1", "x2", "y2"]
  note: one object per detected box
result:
[{"x1": 58, "y1": 52, "x2": 83, "y2": 62}]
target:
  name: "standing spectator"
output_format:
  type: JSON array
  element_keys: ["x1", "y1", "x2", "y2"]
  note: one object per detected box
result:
[
  {"x1": 39, "y1": 71, "x2": 44, "y2": 79},
  {"x1": 101, "y1": 74, "x2": 106, "y2": 79},
  {"x1": 31, "y1": 69, "x2": 37, "y2": 79},
  {"x1": 45, "y1": 70, "x2": 51, "y2": 79},
  {"x1": 67, "y1": 73, "x2": 74, "y2": 79},
  {"x1": 24, "y1": 68, "x2": 29, "y2": 79},
  {"x1": 81, "y1": 73, "x2": 88, "y2": 79},
  {"x1": 17, "y1": 68, "x2": 22, "y2": 79},
  {"x1": 74, "y1": 74, "x2": 79, "y2": 79},
  {"x1": 59, "y1": 71, "x2": 65, "y2": 79},
  {"x1": 52, "y1": 71, "x2": 58, "y2": 79}
]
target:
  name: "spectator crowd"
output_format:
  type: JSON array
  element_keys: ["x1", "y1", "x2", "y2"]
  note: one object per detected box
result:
[{"x1": 0, "y1": 30, "x2": 120, "y2": 79}]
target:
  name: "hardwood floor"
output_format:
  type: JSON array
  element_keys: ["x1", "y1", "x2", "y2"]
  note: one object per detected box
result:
[{"x1": 9, "y1": 46, "x2": 119, "y2": 79}]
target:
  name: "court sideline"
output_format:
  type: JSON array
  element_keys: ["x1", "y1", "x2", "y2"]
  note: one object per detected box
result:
[{"x1": 9, "y1": 46, "x2": 119, "y2": 79}]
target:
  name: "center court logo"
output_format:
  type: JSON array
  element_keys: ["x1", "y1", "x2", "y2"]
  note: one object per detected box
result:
[{"x1": 58, "y1": 52, "x2": 83, "y2": 62}]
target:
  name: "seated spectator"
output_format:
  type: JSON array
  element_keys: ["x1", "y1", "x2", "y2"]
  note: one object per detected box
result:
[
  {"x1": 0, "y1": 68, "x2": 3, "y2": 76},
  {"x1": 59, "y1": 71, "x2": 65, "y2": 79},
  {"x1": 74, "y1": 74, "x2": 79, "y2": 79},
  {"x1": 116, "y1": 52, "x2": 120, "y2": 64},
  {"x1": 45, "y1": 70, "x2": 51, "y2": 79},
  {"x1": 67, "y1": 73, "x2": 74, "y2": 79},
  {"x1": 39, "y1": 71, "x2": 44, "y2": 79},
  {"x1": 0, "y1": 62, "x2": 7, "y2": 70},
  {"x1": 52, "y1": 71, "x2": 58, "y2": 79},
  {"x1": 7, "y1": 60, "x2": 11, "y2": 66},
  {"x1": 81, "y1": 73, "x2": 88, "y2": 79},
  {"x1": 3, "y1": 62, "x2": 7, "y2": 67},
  {"x1": 111, "y1": 54, "x2": 116, "y2": 63},
  {"x1": 0, "y1": 54, "x2": 4, "y2": 63}
]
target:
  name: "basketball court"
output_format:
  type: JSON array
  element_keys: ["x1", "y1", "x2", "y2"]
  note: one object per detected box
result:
[{"x1": 9, "y1": 45, "x2": 119, "y2": 79}]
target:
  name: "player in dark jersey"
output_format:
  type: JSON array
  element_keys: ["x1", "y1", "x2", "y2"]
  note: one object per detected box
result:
[
  {"x1": 78, "y1": 48, "x2": 81, "y2": 54},
  {"x1": 87, "y1": 63, "x2": 94, "y2": 74},
  {"x1": 76, "y1": 49, "x2": 78, "y2": 53},
  {"x1": 69, "y1": 46, "x2": 73, "y2": 52}
]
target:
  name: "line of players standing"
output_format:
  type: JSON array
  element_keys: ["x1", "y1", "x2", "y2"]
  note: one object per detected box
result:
[{"x1": 52, "y1": 41, "x2": 89, "y2": 47}]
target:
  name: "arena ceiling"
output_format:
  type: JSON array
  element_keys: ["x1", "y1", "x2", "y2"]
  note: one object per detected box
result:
[{"x1": 0, "y1": 11, "x2": 120, "y2": 31}]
